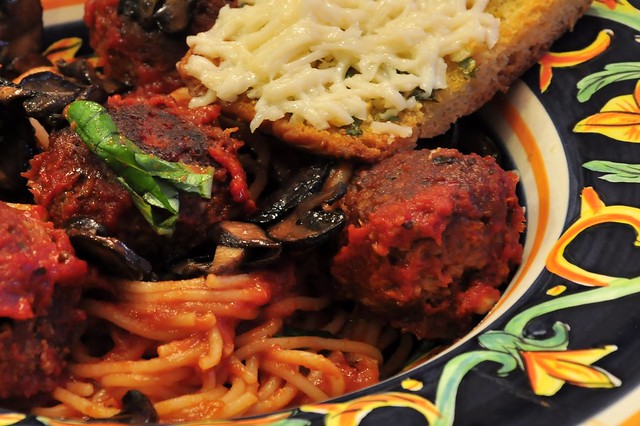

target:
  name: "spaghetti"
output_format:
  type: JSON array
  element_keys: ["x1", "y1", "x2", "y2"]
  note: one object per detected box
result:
[{"x1": 35, "y1": 263, "x2": 410, "y2": 422}]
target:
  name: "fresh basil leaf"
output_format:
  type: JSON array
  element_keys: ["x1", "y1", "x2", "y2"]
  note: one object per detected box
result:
[{"x1": 65, "y1": 100, "x2": 214, "y2": 236}]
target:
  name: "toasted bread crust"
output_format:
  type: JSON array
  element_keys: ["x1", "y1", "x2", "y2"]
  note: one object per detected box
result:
[
  {"x1": 181, "y1": 0, "x2": 592, "y2": 162},
  {"x1": 219, "y1": 97, "x2": 422, "y2": 162},
  {"x1": 417, "y1": 0, "x2": 593, "y2": 140}
]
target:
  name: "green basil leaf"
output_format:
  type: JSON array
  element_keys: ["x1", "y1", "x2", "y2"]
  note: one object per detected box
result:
[{"x1": 65, "y1": 100, "x2": 215, "y2": 236}]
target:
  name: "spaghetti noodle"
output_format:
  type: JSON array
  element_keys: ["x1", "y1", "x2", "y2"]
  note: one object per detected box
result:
[{"x1": 35, "y1": 263, "x2": 410, "y2": 422}]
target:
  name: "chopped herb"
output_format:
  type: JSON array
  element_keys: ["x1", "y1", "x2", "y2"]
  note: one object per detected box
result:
[
  {"x1": 410, "y1": 88, "x2": 439, "y2": 102},
  {"x1": 345, "y1": 117, "x2": 363, "y2": 136},
  {"x1": 64, "y1": 100, "x2": 214, "y2": 236},
  {"x1": 345, "y1": 67, "x2": 360, "y2": 78},
  {"x1": 458, "y1": 57, "x2": 477, "y2": 78}
]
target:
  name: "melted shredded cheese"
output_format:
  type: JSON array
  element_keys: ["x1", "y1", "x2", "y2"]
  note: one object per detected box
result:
[{"x1": 183, "y1": 0, "x2": 499, "y2": 136}]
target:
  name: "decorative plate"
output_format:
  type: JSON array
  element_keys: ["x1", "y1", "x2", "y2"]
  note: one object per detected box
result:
[{"x1": 3, "y1": 1, "x2": 640, "y2": 425}]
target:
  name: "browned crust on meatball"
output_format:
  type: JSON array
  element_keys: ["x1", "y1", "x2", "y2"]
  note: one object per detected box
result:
[
  {"x1": 25, "y1": 95, "x2": 250, "y2": 265},
  {"x1": 0, "y1": 202, "x2": 88, "y2": 400},
  {"x1": 331, "y1": 149, "x2": 525, "y2": 338}
]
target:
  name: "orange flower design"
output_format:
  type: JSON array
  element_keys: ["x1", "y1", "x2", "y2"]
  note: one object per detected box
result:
[
  {"x1": 538, "y1": 29, "x2": 612, "y2": 92},
  {"x1": 574, "y1": 80, "x2": 640, "y2": 142},
  {"x1": 0, "y1": 413, "x2": 28, "y2": 425},
  {"x1": 43, "y1": 37, "x2": 83, "y2": 64},
  {"x1": 522, "y1": 345, "x2": 621, "y2": 396},
  {"x1": 301, "y1": 391, "x2": 439, "y2": 426},
  {"x1": 596, "y1": 0, "x2": 618, "y2": 9},
  {"x1": 546, "y1": 187, "x2": 640, "y2": 286}
]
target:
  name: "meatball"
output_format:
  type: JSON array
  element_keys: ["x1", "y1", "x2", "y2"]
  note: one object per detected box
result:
[
  {"x1": 84, "y1": 0, "x2": 236, "y2": 93},
  {"x1": 0, "y1": 0, "x2": 43, "y2": 78},
  {"x1": 0, "y1": 201, "x2": 88, "y2": 399},
  {"x1": 331, "y1": 148, "x2": 525, "y2": 339},
  {"x1": 25, "y1": 94, "x2": 253, "y2": 267}
]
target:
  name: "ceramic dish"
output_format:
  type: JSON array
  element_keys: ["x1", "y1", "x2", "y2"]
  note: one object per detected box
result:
[{"x1": 3, "y1": 1, "x2": 640, "y2": 425}]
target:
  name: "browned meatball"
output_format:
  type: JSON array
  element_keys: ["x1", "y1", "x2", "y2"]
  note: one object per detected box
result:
[
  {"x1": 331, "y1": 148, "x2": 525, "y2": 339},
  {"x1": 0, "y1": 201, "x2": 88, "y2": 399},
  {"x1": 0, "y1": 0, "x2": 43, "y2": 76},
  {"x1": 25, "y1": 95, "x2": 253, "y2": 267},
  {"x1": 84, "y1": 0, "x2": 236, "y2": 93}
]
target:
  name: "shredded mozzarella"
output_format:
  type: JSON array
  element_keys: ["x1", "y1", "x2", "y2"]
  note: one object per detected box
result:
[{"x1": 183, "y1": 0, "x2": 500, "y2": 136}]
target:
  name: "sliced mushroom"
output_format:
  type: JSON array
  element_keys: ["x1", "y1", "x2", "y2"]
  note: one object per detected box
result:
[
  {"x1": 0, "y1": 0, "x2": 44, "y2": 78},
  {"x1": 66, "y1": 217, "x2": 153, "y2": 281},
  {"x1": 168, "y1": 161, "x2": 352, "y2": 276},
  {"x1": 1, "y1": 71, "x2": 107, "y2": 130},
  {"x1": 118, "y1": 0, "x2": 193, "y2": 33},
  {"x1": 294, "y1": 177, "x2": 348, "y2": 218},
  {"x1": 90, "y1": 390, "x2": 158, "y2": 424},
  {"x1": 212, "y1": 221, "x2": 282, "y2": 272},
  {"x1": 19, "y1": 71, "x2": 104, "y2": 129},
  {"x1": 320, "y1": 161, "x2": 353, "y2": 203},
  {"x1": 215, "y1": 220, "x2": 280, "y2": 248},
  {"x1": 167, "y1": 256, "x2": 211, "y2": 278},
  {"x1": 118, "y1": 0, "x2": 162, "y2": 31},
  {"x1": 267, "y1": 209, "x2": 345, "y2": 248},
  {"x1": 56, "y1": 58, "x2": 125, "y2": 95},
  {"x1": 210, "y1": 245, "x2": 245, "y2": 275},
  {"x1": 263, "y1": 161, "x2": 351, "y2": 247},
  {"x1": 0, "y1": 82, "x2": 38, "y2": 202},
  {"x1": 250, "y1": 160, "x2": 333, "y2": 225},
  {"x1": 0, "y1": 76, "x2": 34, "y2": 103},
  {"x1": 168, "y1": 221, "x2": 282, "y2": 277},
  {"x1": 154, "y1": 0, "x2": 194, "y2": 33}
]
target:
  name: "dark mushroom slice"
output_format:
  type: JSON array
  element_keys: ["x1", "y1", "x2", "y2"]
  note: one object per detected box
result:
[
  {"x1": 0, "y1": 0, "x2": 44, "y2": 78},
  {"x1": 267, "y1": 209, "x2": 345, "y2": 248},
  {"x1": 169, "y1": 221, "x2": 282, "y2": 277},
  {"x1": 262, "y1": 161, "x2": 351, "y2": 248},
  {"x1": 66, "y1": 217, "x2": 153, "y2": 281},
  {"x1": 212, "y1": 221, "x2": 282, "y2": 273},
  {"x1": 90, "y1": 390, "x2": 158, "y2": 424},
  {"x1": 320, "y1": 161, "x2": 353, "y2": 203},
  {"x1": 0, "y1": 115, "x2": 37, "y2": 202},
  {"x1": 215, "y1": 220, "x2": 280, "y2": 248},
  {"x1": 0, "y1": 76, "x2": 35, "y2": 102},
  {"x1": 289, "y1": 161, "x2": 353, "y2": 217},
  {"x1": 167, "y1": 256, "x2": 212, "y2": 278},
  {"x1": 249, "y1": 160, "x2": 333, "y2": 225},
  {"x1": 19, "y1": 71, "x2": 106, "y2": 130},
  {"x1": 210, "y1": 245, "x2": 246, "y2": 275},
  {"x1": 1, "y1": 71, "x2": 107, "y2": 130},
  {"x1": 118, "y1": 0, "x2": 194, "y2": 33},
  {"x1": 0, "y1": 79, "x2": 39, "y2": 202},
  {"x1": 293, "y1": 167, "x2": 350, "y2": 217},
  {"x1": 118, "y1": 0, "x2": 162, "y2": 31},
  {"x1": 56, "y1": 58, "x2": 126, "y2": 95},
  {"x1": 154, "y1": 0, "x2": 194, "y2": 33}
]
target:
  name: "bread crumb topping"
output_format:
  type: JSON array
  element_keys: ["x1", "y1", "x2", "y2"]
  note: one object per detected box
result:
[{"x1": 182, "y1": 0, "x2": 499, "y2": 137}]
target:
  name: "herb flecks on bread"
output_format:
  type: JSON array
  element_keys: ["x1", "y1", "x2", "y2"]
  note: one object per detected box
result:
[{"x1": 179, "y1": 0, "x2": 593, "y2": 162}]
